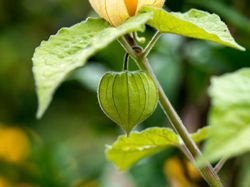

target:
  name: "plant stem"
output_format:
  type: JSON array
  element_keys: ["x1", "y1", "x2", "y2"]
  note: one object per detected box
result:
[
  {"x1": 215, "y1": 158, "x2": 227, "y2": 173},
  {"x1": 123, "y1": 53, "x2": 129, "y2": 70},
  {"x1": 138, "y1": 58, "x2": 222, "y2": 187},
  {"x1": 119, "y1": 35, "x2": 223, "y2": 187},
  {"x1": 143, "y1": 31, "x2": 162, "y2": 57},
  {"x1": 180, "y1": 144, "x2": 196, "y2": 163}
]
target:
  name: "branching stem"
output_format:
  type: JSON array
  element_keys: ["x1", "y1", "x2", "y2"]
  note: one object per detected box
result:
[
  {"x1": 215, "y1": 158, "x2": 227, "y2": 173},
  {"x1": 143, "y1": 31, "x2": 162, "y2": 57},
  {"x1": 118, "y1": 34, "x2": 223, "y2": 187}
]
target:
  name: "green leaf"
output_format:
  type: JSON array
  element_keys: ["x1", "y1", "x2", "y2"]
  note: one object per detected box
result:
[
  {"x1": 192, "y1": 127, "x2": 210, "y2": 143},
  {"x1": 144, "y1": 7, "x2": 245, "y2": 51},
  {"x1": 106, "y1": 127, "x2": 179, "y2": 171},
  {"x1": 32, "y1": 12, "x2": 153, "y2": 118},
  {"x1": 203, "y1": 68, "x2": 250, "y2": 163},
  {"x1": 106, "y1": 126, "x2": 212, "y2": 171}
]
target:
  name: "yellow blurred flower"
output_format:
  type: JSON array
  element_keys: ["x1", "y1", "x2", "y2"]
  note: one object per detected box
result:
[
  {"x1": 89, "y1": 0, "x2": 165, "y2": 26},
  {"x1": 0, "y1": 177, "x2": 11, "y2": 187},
  {"x1": 185, "y1": 160, "x2": 201, "y2": 182},
  {"x1": 164, "y1": 157, "x2": 200, "y2": 187},
  {"x1": 0, "y1": 177, "x2": 36, "y2": 187},
  {"x1": 0, "y1": 126, "x2": 30, "y2": 163}
]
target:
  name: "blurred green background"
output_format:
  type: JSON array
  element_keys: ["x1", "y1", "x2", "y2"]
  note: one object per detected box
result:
[{"x1": 0, "y1": 0, "x2": 249, "y2": 187}]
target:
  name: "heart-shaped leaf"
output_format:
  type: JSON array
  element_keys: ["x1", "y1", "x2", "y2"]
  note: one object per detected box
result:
[{"x1": 32, "y1": 12, "x2": 153, "y2": 118}]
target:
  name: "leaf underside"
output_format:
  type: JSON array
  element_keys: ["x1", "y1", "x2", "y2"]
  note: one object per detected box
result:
[
  {"x1": 32, "y1": 12, "x2": 153, "y2": 118},
  {"x1": 106, "y1": 127, "x2": 209, "y2": 171},
  {"x1": 203, "y1": 68, "x2": 250, "y2": 163},
  {"x1": 33, "y1": 7, "x2": 244, "y2": 118},
  {"x1": 106, "y1": 127, "x2": 179, "y2": 171}
]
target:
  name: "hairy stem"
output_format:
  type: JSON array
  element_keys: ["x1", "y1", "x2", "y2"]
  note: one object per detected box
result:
[{"x1": 119, "y1": 35, "x2": 223, "y2": 187}]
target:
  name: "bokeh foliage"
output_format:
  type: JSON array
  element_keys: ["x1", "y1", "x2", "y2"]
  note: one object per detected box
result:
[{"x1": 0, "y1": 0, "x2": 249, "y2": 187}]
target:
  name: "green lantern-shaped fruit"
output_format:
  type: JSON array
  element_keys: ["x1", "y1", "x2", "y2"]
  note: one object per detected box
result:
[{"x1": 98, "y1": 71, "x2": 159, "y2": 135}]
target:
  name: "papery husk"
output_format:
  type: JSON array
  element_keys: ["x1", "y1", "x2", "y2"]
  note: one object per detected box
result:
[{"x1": 89, "y1": 0, "x2": 165, "y2": 26}]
